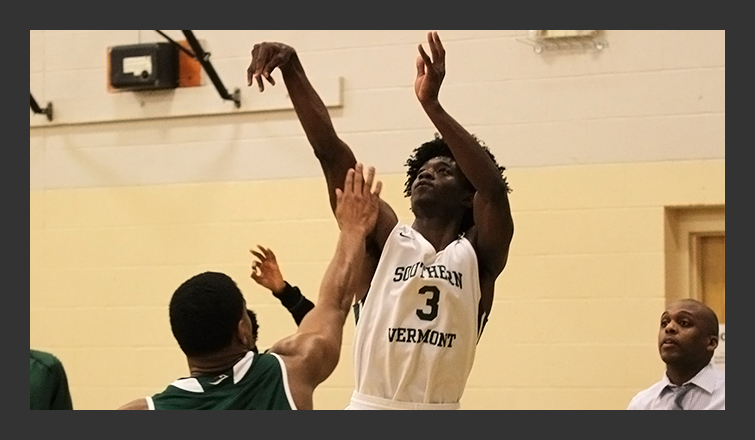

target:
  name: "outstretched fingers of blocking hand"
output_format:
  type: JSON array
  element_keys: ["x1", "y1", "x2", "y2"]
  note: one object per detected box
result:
[
  {"x1": 352, "y1": 163, "x2": 364, "y2": 194},
  {"x1": 337, "y1": 164, "x2": 381, "y2": 199},
  {"x1": 363, "y1": 165, "x2": 382, "y2": 198},
  {"x1": 336, "y1": 168, "x2": 354, "y2": 199}
]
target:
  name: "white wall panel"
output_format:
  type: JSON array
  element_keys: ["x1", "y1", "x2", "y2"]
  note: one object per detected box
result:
[{"x1": 30, "y1": 30, "x2": 725, "y2": 190}]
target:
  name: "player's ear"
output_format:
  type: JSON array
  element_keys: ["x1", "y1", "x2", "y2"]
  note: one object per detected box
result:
[{"x1": 238, "y1": 318, "x2": 252, "y2": 348}]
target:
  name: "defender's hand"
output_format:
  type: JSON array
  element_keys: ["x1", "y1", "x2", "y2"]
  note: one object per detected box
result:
[
  {"x1": 250, "y1": 245, "x2": 286, "y2": 294},
  {"x1": 335, "y1": 163, "x2": 382, "y2": 236}
]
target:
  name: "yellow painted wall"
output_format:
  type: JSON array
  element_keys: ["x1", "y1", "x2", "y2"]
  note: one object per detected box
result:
[{"x1": 29, "y1": 159, "x2": 724, "y2": 409}]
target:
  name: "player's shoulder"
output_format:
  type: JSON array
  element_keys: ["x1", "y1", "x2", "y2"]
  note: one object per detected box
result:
[
  {"x1": 30, "y1": 349, "x2": 63, "y2": 369},
  {"x1": 254, "y1": 351, "x2": 282, "y2": 368}
]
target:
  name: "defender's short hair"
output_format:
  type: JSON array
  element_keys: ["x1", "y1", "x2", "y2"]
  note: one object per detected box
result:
[{"x1": 169, "y1": 271, "x2": 245, "y2": 357}]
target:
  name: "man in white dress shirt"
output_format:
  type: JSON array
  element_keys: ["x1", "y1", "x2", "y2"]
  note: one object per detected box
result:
[{"x1": 627, "y1": 299, "x2": 724, "y2": 410}]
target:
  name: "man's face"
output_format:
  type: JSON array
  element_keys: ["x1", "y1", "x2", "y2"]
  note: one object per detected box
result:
[
  {"x1": 410, "y1": 156, "x2": 472, "y2": 209},
  {"x1": 657, "y1": 301, "x2": 717, "y2": 367}
]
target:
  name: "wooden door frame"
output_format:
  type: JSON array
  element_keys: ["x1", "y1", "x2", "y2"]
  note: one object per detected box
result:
[{"x1": 664, "y1": 205, "x2": 725, "y2": 305}]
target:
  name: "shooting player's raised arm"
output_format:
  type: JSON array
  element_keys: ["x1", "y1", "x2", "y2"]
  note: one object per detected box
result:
[{"x1": 247, "y1": 39, "x2": 398, "y2": 252}]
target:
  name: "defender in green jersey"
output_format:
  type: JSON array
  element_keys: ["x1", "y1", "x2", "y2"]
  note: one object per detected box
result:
[
  {"x1": 119, "y1": 163, "x2": 382, "y2": 410},
  {"x1": 30, "y1": 349, "x2": 73, "y2": 410},
  {"x1": 148, "y1": 351, "x2": 295, "y2": 410}
]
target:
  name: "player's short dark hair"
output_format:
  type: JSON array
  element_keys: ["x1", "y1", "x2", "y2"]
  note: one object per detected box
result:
[
  {"x1": 169, "y1": 271, "x2": 245, "y2": 357},
  {"x1": 404, "y1": 133, "x2": 510, "y2": 197}
]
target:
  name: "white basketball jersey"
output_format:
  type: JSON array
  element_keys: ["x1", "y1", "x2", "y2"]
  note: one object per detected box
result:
[{"x1": 350, "y1": 222, "x2": 482, "y2": 408}]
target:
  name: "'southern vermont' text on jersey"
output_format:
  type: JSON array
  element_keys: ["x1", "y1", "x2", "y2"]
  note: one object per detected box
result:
[
  {"x1": 147, "y1": 351, "x2": 296, "y2": 410},
  {"x1": 350, "y1": 222, "x2": 482, "y2": 409}
]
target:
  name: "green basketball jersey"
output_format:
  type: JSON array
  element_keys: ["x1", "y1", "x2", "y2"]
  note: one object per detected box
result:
[
  {"x1": 30, "y1": 349, "x2": 73, "y2": 410},
  {"x1": 148, "y1": 351, "x2": 296, "y2": 410}
]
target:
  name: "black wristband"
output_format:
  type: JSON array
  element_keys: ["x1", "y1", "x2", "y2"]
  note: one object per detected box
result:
[
  {"x1": 275, "y1": 282, "x2": 315, "y2": 325},
  {"x1": 275, "y1": 282, "x2": 303, "y2": 309}
]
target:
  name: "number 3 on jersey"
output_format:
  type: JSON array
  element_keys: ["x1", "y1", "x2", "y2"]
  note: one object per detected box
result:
[{"x1": 416, "y1": 285, "x2": 440, "y2": 321}]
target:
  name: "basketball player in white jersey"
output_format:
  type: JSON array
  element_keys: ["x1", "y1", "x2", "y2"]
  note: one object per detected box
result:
[{"x1": 247, "y1": 31, "x2": 513, "y2": 409}]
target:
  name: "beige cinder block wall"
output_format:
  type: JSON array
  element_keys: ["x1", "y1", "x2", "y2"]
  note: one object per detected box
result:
[{"x1": 30, "y1": 30, "x2": 724, "y2": 410}]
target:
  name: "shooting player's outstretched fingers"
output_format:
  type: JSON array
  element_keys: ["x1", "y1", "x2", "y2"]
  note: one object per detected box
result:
[
  {"x1": 429, "y1": 31, "x2": 445, "y2": 62},
  {"x1": 249, "y1": 43, "x2": 275, "y2": 92},
  {"x1": 418, "y1": 43, "x2": 431, "y2": 68},
  {"x1": 247, "y1": 44, "x2": 262, "y2": 89}
]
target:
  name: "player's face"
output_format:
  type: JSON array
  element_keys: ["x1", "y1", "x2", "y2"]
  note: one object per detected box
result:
[
  {"x1": 410, "y1": 156, "x2": 471, "y2": 208},
  {"x1": 657, "y1": 301, "x2": 717, "y2": 366}
]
